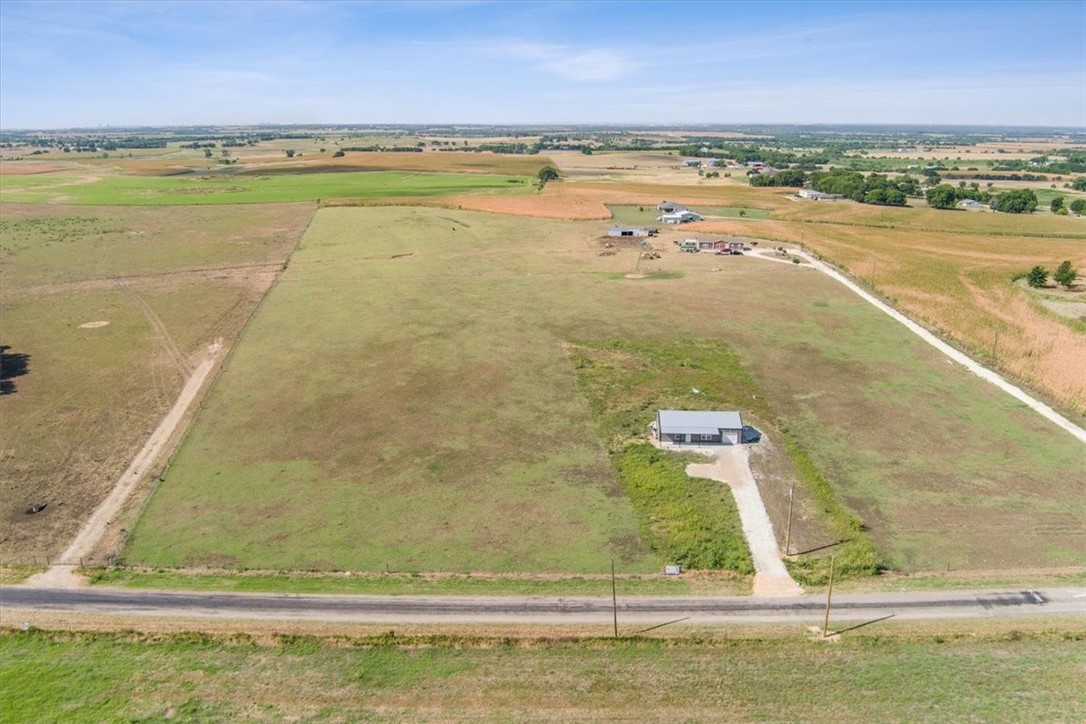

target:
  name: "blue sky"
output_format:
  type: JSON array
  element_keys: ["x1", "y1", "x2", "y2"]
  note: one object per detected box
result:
[{"x1": 1, "y1": 0, "x2": 1083, "y2": 129}]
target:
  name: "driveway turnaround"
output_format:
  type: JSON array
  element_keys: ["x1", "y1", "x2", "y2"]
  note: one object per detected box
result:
[{"x1": 686, "y1": 446, "x2": 803, "y2": 597}]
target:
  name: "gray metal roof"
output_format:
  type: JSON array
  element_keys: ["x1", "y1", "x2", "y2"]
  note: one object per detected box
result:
[{"x1": 658, "y1": 410, "x2": 743, "y2": 434}]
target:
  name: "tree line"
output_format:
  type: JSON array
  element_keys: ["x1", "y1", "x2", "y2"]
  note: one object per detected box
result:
[
  {"x1": 925, "y1": 185, "x2": 1045, "y2": 213},
  {"x1": 750, "y1": 169, "x2": 919, "y2": 206}
]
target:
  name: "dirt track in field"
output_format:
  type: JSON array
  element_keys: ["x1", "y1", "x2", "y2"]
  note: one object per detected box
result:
[{"x1": 25, "y1": 343, "x2": 222, "y2": 589}]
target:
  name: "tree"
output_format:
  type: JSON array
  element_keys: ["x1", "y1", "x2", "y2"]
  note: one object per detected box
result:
[
  {"x1": 1053, "y1": 260, "x2": 1078, "y2": 289},
  {"x1": 992, "y1": 188, "x2": 1037, "y2": 214},
  {"x1": 332, "y1": 149, "x2": 345, "y2": 158},
  {"x1": 1050, "y1": 196, "x2": 1065, "y2": 212},
  {"x1": 925, "y1": 184, "x2": 958, "y2": 209},
  {"x1": 203, "y1": 148, "x2": 213, "y2": 159},
  {"x1": 537, "y1": 165, "x2": 560, "y2": 184},
  {"x1": 1027, "y1": 265, "x2": 1048, "y2": 288},
  {"x1": 1071, "y1": 176, "x2": 1086, "y2": 191},
  {"x1": 1070, "y1": 198, "x2": 1086, "y2": 215},
  {"x1": 285, "y1": 149, "x2": 296, "y2": 158}
]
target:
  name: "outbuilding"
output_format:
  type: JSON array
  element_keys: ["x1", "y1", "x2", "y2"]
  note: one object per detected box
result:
[
  {"x1": 608, "y1": 226, "x2": 653, "y2": 238},
  {"x1": 657, "y1": 210, "x2": 702, "y2": 224},
  {"x1": 797, "y1": 189, "x2": 843, "y2": 201},
  {"x1": 658, "y1": 200, "x2": 688, "y2": 213},
  {"x1": 653, "y1": 410, "x2": 744, "y2": 445}
]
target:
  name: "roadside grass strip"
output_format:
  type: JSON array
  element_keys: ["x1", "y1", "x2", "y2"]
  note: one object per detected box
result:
[{"x1": 2, "y1": 627, "x2": 1083, "y2": 721}]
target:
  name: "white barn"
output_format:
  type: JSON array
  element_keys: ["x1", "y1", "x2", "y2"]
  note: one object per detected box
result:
[
  {"x1": 657, "y1": 210, "x2": 702, "y2": 224},
  {"x1": 654, "y1": 410, "x2": 744, "y2": 445}
]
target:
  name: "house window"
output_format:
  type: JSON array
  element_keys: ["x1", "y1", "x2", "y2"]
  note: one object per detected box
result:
[{"x1": 698, "y1": 434, "x2": 714, "y2": 441}]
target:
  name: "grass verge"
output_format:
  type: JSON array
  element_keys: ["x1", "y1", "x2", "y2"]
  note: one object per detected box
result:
[
  {"x1": 3, "y1": 626, "x2": 1083, "y2": 721},
  {"x1": 0, "y1": 566, "x2": 45, "y2": 585},
  {"x1": 83, "y1": 568, "x2": 755, "y2": 597}
]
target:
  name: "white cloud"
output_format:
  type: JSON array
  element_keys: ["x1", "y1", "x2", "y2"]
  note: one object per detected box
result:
[{"x1": 477, "y1": 40, "x2": 637, "y2": 81}]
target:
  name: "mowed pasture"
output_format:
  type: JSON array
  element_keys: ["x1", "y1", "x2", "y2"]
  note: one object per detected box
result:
[
  {"x1": 0, "y1": 203, "x2": 314, "y2": 559},
  {"x1": 127, "y1": 206, "x2": 1085, "y2": 573},
  {"x1": 0, "y1": 170, "x2": 533, "y2": 206}
]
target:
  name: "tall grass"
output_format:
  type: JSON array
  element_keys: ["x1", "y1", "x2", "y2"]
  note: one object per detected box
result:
[{"x1": 616, "y1": 444, "x2": 753, "y2": 573}]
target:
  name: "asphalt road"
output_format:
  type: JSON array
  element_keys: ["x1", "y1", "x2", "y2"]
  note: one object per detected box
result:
[{"x1": 2, "y1": 586, "x2": 1083, "y2": 626}]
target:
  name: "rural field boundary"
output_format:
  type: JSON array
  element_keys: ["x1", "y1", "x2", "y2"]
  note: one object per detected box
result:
[
  {"x1": 21, "y1": 206, "x2": 320, "y2": 588},
  {"x1": 786, "y1": 248, "x2": 1086, "y2": 444},
  {"x1": 25, "y1": 346, "x2": 221, "y2": 589}
]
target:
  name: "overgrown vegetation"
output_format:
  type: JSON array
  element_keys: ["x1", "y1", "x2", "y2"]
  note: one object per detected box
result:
[
  {"x1": 570, "y1": 339, "x2": 881, "y2": 581},
  {"x1": 615, "y1": 444, "x2": 753, "y2": 572}
]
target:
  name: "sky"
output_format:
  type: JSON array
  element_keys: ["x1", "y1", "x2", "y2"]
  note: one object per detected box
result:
[{"x1": 1, "y1": 0, "x2": 1084, "y2": 129}]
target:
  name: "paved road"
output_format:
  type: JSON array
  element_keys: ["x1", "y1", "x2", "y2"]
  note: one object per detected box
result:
[{"x1": 3, "y1": 586, "x2": 1082, "y2": 626}]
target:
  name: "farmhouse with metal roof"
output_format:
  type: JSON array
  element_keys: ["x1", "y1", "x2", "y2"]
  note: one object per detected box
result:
[
  {"x1": 657, "y1": 200, "x2": 688, "y2": 213},
  {"x1": 657, "y1": 210, "x2": 702, "y2": 224},
  {"x1": 653, "y1": 410, "x2": 744, "y2": 445}
]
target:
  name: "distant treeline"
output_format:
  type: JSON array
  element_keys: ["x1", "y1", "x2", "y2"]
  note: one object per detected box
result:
[
  {"x1": 750, "y1": 169, "x2": 920, "y2": 206},
  {"x1": 940, "y1": 172, "x2": 1049, "y2": 182},
  {"x1": 992, "y1": 151, "x2": 1086, "y2": 174},
  {"x1": 341, "y1": 145, "x2": 423, "y2": 152}
]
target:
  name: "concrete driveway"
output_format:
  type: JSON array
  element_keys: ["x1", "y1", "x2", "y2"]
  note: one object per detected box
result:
[{"x1": 686, "y1": 445, "x2": 803, "y2": 597}]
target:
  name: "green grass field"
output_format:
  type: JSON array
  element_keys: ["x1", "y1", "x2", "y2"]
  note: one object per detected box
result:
[
  {"x1": 3, "y1": 628, "x2": 1083, "y2": 721},
  {"x1": 124, "y1": 206, "x2": 1086, "y2": 574},
  {"x1": 0, "y1": 170, "x2": 532, "y2": 206}
]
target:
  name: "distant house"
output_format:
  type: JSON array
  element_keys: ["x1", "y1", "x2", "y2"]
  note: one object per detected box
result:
[
  {"x1": 682, "y1": 159, "x2": 702, "y2": 168},
  {"x1": 608, "y1": 226, "x2": 653, "y2": 238},
  {"x1": 697, "y1": 239, "x2": 714, "y2": 251},
  {"x1": 657, "y1": 210, "x2": 702, "y2": 224},
  {"x1": 709, "y1": 238, "x2": 742, "y2": 251},
  {"x1": 679, "y1": 239, "x2": 700, "y2": 252},
  {"x1": 658, "y1": 200, "x2": 688, "y2": 213},
  {"x1": 705, "y1": 158, "x2": 721, "y2": 167},
  {"x1": 958, "y1": 199, "x2": 986, "y2": 209},
  {"x1": 653, "y1": 410, "x2": 744, "y2": 445},
  {"x1": 798, "y1": 189, "x2": 843, "y2": 201}
]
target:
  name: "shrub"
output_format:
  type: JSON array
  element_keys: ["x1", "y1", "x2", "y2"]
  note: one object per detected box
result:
[{"x1": 615, "y1": 444, "x2": 753, "y2": 573}]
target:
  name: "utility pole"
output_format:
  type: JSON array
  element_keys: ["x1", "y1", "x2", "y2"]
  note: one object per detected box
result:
[
  {"x1": 822, "y1": 554, "x2": 837, "y2": 638},
  {"x1": 784, "y1": 478, "x2": 796, "y2": 556},
  {"x1": 611, "y1": 559, "x2": 619, "y2": 637}
]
